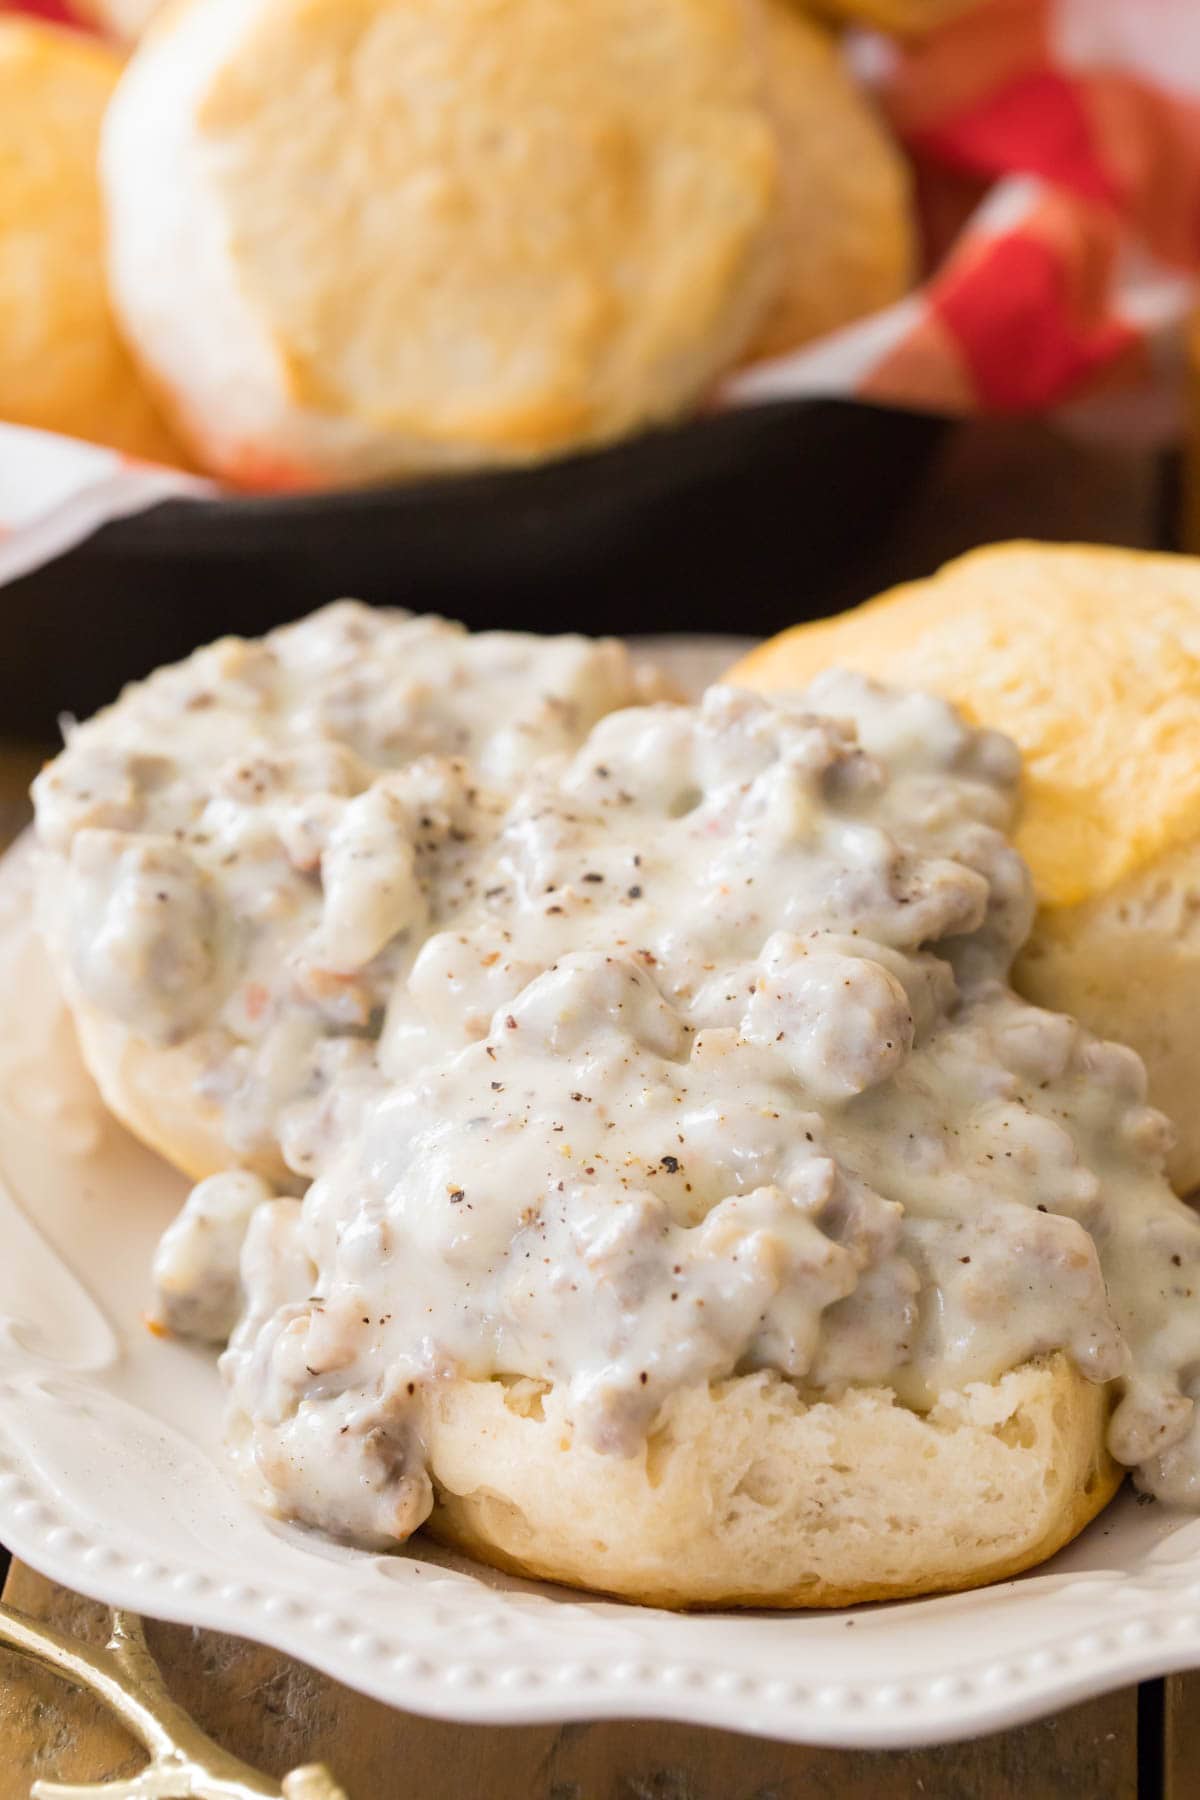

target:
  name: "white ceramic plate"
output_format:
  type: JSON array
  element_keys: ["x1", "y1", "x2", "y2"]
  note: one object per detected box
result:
[{"x1": 4, "y1": 653, "x2": 1200, "y2": 1749}]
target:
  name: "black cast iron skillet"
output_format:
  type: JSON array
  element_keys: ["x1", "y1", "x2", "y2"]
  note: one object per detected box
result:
[{"x1": 3, "y1": 397, "x2": 946, "y2": 738}]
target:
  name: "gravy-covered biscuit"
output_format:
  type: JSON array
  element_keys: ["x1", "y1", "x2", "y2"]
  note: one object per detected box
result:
[
  {"x1": 215, "y1": 670, "x2": 1195, "y2": 1596},
  {"x1": 45, "y1": 602, "x2": 1200, "y2": 1605},
  {"x1": 33, "y1": 604, "x2": 668, "y2": 1184},
  {"x1": 732, "y1": 542, "x2": 1200, "y2": 1193}
]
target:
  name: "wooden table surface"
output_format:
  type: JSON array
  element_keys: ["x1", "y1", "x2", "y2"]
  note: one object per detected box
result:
[
  {"x1": 2, "y1": 420, "x2": 1199, "y2": 1796},
  {"x1": 0, "y1": 1560, "x2": 1159, "y2": 1800}
]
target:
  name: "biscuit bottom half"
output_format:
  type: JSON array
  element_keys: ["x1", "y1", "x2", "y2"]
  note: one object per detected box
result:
[
  {"x1": 63, "y1": 991, "x2": 1120, "y2": 1607},
  {"x1": 422, "y1": 1355, "x2": 1118, "y2": 1609}
]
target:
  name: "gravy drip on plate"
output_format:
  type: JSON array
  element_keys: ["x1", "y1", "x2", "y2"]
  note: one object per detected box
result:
[{"x1": 35, "y1": 619, "x2": 1200, "y2": 1543}]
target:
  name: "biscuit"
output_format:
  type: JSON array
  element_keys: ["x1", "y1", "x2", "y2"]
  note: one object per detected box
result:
[
  {"x1": 425, "y1": 1356, "x2": 1117, "y2": 1608},
  {"x1": 731, "y1": 542, "x2": 1200, "y2": 1193},
  {"x1": 45, "y1": 596, "x2": 1136, "y2": 1607},
  {"x1": 101, "y1": 0, "x2": 781, "y2": 488},
  {"x1": 744, "y1": 1, "x2": 913, "y2": 362},
  {"x1": 0, "y1": 19, "x2": 183, "y2": 463}
]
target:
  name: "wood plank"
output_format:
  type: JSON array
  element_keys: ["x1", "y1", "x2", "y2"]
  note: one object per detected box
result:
[
  {"x1": 1, "y1": 1563, "x2": 1139, "y2": 1800},
  {"x1": 1165, "y1": 1671, "x2": 1199, "y2": 1800}
]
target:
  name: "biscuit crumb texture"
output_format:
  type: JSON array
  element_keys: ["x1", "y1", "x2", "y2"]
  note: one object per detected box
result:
[
  {"x1": 426, "y1": 1356, "x2": 1118, "y2": 1607},
  {"x1": 103, "y1": 0, "x2": 782, "y2": 486}
]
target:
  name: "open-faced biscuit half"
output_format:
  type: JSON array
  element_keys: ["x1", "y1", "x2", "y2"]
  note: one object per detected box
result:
[
  {"x1": 0, "y1": 19, "x2": 183, "y2": 464},
  {"x1": 101, "y1": 0, "x2": 782, "y2": 488},
  {"x1": 424, "y1": 1354, "x2": 1118, "y2": 1608},
  {"x1": 730, "y1": 542, "x2": 1200, "y2": 1195},
  {"x1": 741, "y1": 1, "x2": 913, "y2": 363}
]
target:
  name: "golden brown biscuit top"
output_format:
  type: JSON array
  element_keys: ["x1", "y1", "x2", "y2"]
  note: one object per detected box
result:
[
  {"x1": 0, "y1": 17, "x2": 183, "y2": 462},
  {"x1": 124, "y1": 0, "x2": 779, "y2": 465}
]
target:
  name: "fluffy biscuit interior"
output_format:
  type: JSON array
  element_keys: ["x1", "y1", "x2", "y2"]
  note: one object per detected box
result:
[{"x1": 425, "y1": 1356, "x2": 1119, "y2": 1608}]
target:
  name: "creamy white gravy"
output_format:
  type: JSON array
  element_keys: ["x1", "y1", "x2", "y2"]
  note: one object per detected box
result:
[
  {"x1": 33, "y1": 603, "x2": 666, "y2": 1178},
  {"x1": 33, "y1": 609, "x2": 1200, "y2": 1547}
]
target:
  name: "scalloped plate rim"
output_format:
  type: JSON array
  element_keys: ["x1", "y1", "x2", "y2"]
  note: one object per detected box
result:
[{"x1": 5, "y1": 1482, "x2": 1200, "y2": 1748}]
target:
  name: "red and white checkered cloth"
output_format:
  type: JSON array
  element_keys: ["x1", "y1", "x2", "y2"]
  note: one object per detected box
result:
[
  {"x1": 730, "y1": 0, "x2": 1200, "y2": 440},
  {"x1": 2, "y1": 0, "x2": 1199, "y2": 578}
]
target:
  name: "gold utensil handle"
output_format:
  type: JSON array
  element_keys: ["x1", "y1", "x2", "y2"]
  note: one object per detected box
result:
[{"x1": 0, "y1": 1600, "x2": 350, "y2": 1800}]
